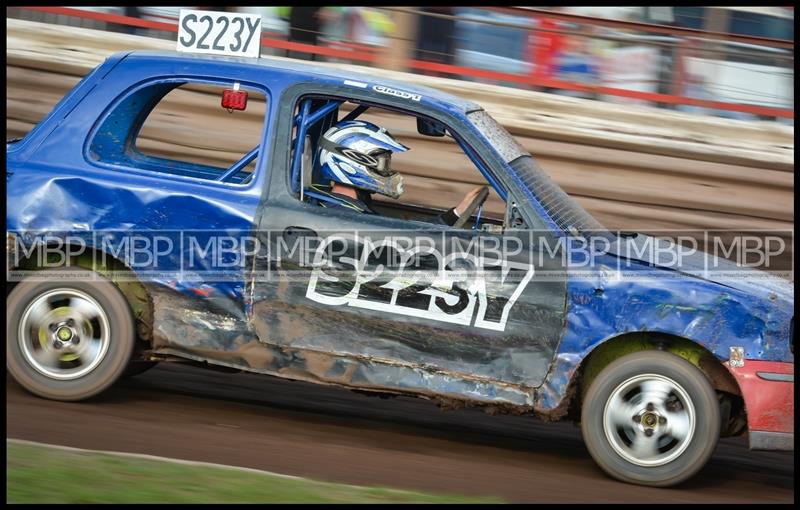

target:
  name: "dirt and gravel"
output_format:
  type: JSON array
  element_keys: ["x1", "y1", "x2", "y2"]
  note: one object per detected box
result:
[{"x1": 6, "y1": 362, "x2": 794, "y2": 503}]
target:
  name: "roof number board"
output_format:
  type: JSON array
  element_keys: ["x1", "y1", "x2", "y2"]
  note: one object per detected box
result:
[{"x1": 177, "y1": 9, "x2": 262, "y2": 58}]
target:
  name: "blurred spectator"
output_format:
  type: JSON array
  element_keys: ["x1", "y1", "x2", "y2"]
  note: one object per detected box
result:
[
  {"x1": 286, "y1": 6, "x2": 322, "y2": 61},
  {"x1": 453, "y1": 8, "x2": 534, "y2": 86},
  {"x1": 678, "y1": 73, "x2": 758, "y2": 121},
  {"x1": 320, "y1": 6, "x2": 351, "y2": 44},
  {"x1": 552, "y1": 31, "x2": 600, "y2": 99},
  {"x1": 415, "y1": 7, "x2": 456, "y2": 76},
  {"x1": 531, "y1": 15, "x2": 564, "y2": 84},
  {"x1": 321, "y1": 8, "x2": 394, "y2": 46},
  {"x1": 124, "y1": 7, "x2": 140, "y2": 29},
  {"x1": 678, "y1": 73, "x2": 713, "y2": 116},
  {"x1": 113, "y1": 7, "x2": 141, "y2": 36},
  {"x1": 320, "y1": 8, "x2": 394, "y2": 63},
  {"x1": 351, "y1": 8, "x2": 394, "y2": 46}
]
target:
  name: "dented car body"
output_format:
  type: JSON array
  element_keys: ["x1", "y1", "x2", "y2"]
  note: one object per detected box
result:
[{"x1": 6, "y1": 51, "x2": 794, "y2": 486}]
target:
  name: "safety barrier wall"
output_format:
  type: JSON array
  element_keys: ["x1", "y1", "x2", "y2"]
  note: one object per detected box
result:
[{"x1": 7, "y1": 6, "x2": 795, "y2": 120}]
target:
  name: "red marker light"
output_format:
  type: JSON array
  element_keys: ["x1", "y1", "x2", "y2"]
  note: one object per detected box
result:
[{"x1": 222, "y1": 87, "x2": 248, "y2": 111}]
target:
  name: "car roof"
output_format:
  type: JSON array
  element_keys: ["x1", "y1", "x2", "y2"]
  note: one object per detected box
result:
[{"x1": 117, "y1": 51, "x2": 481, "y2": 113}]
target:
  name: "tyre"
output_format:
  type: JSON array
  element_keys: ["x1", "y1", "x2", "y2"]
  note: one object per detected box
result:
[
  {"x1": 7, "y1": 267, "x2": 135, "y2": 401},
  {"x1": 581, "y1": 350, "x2": 720, "y2": 487}
]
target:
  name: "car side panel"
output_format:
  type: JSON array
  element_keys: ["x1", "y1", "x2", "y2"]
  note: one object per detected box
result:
[
  {"x1": 7, "y1": 55, "x2": 277, "y2": 355},
  {"x1": 535, "y1": 253, "x2": 793, "y2": 417}
]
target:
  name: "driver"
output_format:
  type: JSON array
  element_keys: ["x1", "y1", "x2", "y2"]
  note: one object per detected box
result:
[{"x1": 309, "y1": 120, "x2": 485, "y2": 226}]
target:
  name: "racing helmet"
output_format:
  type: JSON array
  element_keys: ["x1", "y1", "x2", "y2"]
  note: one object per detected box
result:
[{"x1": 317, "y1": 120, "x2": 409, "y2": 199}]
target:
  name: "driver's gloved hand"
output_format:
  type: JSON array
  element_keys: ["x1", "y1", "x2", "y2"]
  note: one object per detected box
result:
[{"x1": 435, "y1": 207, "x2": 460, "y2": 226}]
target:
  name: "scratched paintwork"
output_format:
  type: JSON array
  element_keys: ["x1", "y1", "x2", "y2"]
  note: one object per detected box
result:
[
  {"x1": 537, "y1": 244, "x2": 793, "y2": 414},
  {"x1": 247, "y1": 207, "x2": 567, "y2": 390},
  {"x1": 5, "y1": 51, "x2": 794, "y2": 446}
]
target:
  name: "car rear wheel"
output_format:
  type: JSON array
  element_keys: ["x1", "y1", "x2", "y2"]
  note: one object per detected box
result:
[
  {"x1": 7, "y1": 268, "x2": 135, "y2": 401},
  {"x1": 581, "y1": 350, "x2": 720, "y2": 487}
]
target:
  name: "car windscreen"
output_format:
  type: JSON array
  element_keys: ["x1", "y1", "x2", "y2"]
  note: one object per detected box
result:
[{"x1": 468, "y1": 110, "x2": 606, "y2": 234}]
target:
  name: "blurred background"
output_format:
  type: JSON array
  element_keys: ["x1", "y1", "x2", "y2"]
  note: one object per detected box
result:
[
  {"x1": 5, "y1": 6, "x2": 795, "y2": 503},
  {"x1": 7, "y1": 6, "x2": 794, "y2": 123}
]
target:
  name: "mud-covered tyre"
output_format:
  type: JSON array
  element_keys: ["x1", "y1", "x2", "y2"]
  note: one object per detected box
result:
[
  {"x1": 581, "y1": 350, "x2": 720, "y2": 487},
  {"x1": 7, "y1": 268, "x2": 135, "y2": 401}
]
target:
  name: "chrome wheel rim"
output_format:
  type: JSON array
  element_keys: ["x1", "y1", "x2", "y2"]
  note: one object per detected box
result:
[
  {"x1": 18, "y1": 289, "x2": 110, "y2": 380},
  {"x1": 603, "y1": 373, "x2": 696, "y2": 467}
]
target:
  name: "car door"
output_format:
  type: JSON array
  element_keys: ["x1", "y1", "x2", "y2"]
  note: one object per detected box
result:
[
  {"x1": 248, "y1": 91, "x2": 566, "y2": 397},
  {"x1": 251, "y1": 195, "x2": 566, "y2": 389}
]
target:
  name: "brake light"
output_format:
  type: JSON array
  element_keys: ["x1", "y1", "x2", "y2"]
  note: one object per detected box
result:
[{"x1": 222, "y1": 82, "x2": 248, "y2": 111}]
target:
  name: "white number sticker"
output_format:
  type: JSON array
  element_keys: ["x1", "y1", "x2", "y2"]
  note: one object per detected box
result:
[
  {"x1": 305, "y1": 236, "x2": 534, "y2": 332},
  {"x1": 177, "y1": 10, "x2": 262, "y2": 58}
]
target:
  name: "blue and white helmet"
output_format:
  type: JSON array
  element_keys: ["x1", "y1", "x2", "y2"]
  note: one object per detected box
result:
[{"x1": 318, "y1": 120, "x2": 409, "y2": 199}]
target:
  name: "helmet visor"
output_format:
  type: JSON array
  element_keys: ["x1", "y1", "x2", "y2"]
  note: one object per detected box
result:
[
  {"x1": 319, "y1": 136, "x2": 397, "y2": 176},
  {"x1": 368, "y1": 148, "x2": 393, "y2": 176}
]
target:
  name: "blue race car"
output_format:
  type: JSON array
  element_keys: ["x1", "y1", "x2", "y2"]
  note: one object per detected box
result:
[{"x1": 6, "y1": 50, "x2": 793, "y2": 486}]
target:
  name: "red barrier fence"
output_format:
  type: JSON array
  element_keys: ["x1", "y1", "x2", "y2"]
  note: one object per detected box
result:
[
  {"x1": 14, "y1": 6, "x2": 794, "y2": 120},
  {"x1": 493, "y1": 7, "x2": 794, "y2": 49}
]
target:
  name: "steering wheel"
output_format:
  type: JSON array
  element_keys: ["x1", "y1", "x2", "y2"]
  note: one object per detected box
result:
[{"x1": 452, "y1": 186, "x2": 490, "y2": 229}]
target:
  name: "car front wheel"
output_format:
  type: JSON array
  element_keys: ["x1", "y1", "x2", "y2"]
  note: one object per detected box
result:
[
  {"x1": 581, "y1": 350, "x2": 720, "y2": 487},
  {"x1": 7, "y1": 268, "x2": 135, "y2": 401}
]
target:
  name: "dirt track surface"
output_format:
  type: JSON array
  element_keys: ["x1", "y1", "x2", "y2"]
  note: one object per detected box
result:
[{"x1": 6, "y1": 363, "x2": 794, "y2": 503}]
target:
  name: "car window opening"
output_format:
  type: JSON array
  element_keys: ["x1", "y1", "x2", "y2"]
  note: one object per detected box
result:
[
  {"x1": 290, "y1": 96, "x2": 508, "y2": 231},
  {"x1": 88, "y1": 81, "x2": 268, "y2": 185}
]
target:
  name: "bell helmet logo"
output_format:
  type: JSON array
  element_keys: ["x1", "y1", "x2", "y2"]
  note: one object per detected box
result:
[{"x1": 372, "y1": 85, "x2": 422, "y2": 102}]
